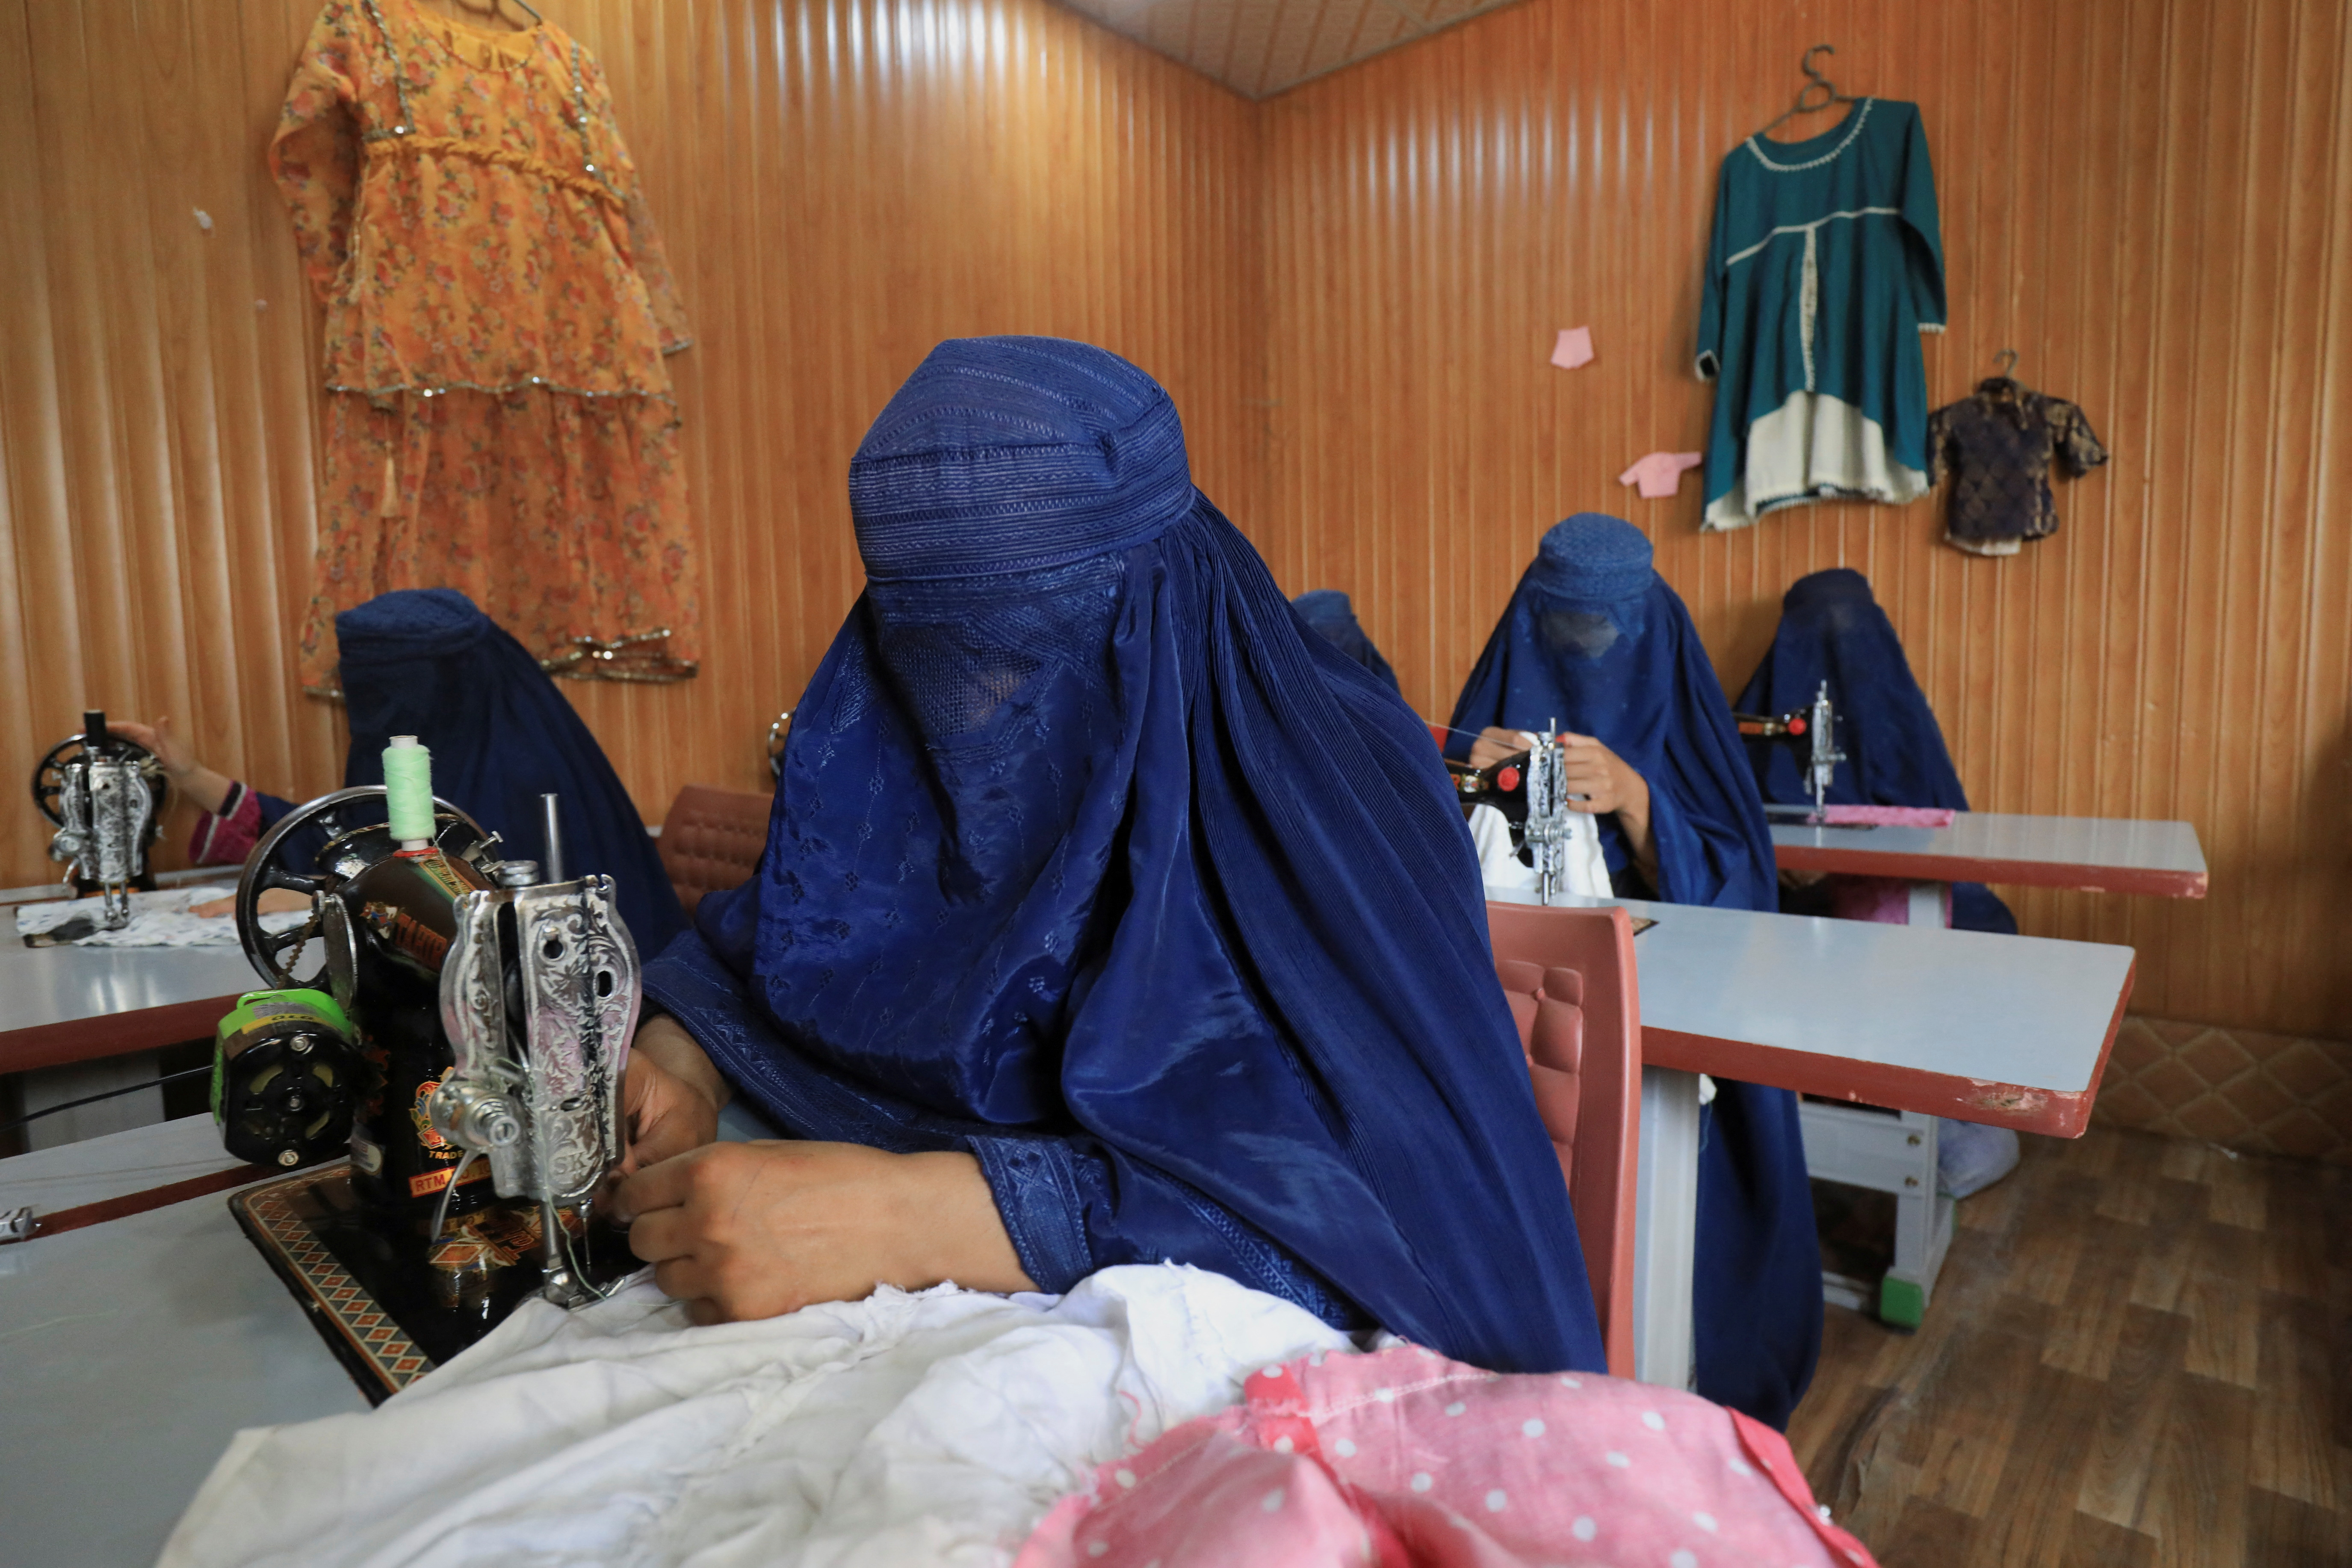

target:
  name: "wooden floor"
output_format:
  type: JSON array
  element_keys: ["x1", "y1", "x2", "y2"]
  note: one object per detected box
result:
[{"x1": 1786, "y1": 1125, "x2": 2352, "y2": 1568}]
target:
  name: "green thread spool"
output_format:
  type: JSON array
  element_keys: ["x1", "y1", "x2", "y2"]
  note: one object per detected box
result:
[{"x1": 383, "y1": 735, "x2": 437, "y2": 846}]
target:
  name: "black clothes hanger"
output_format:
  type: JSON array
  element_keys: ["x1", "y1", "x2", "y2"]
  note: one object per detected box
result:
[
  {"x1": 1978, "y1": 348, "x2": 2027, "y2": 397},
  {"x1": 1758, "y1": 44, "x2": 1862, "y2": 139}
]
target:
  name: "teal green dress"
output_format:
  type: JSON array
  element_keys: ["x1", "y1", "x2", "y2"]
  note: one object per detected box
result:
[{"x1": 1696, "y1": 100, "x2": 1945, "y2": 530}]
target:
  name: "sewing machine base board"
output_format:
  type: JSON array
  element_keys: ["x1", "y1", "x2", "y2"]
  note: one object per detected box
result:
[{"x1": 228, "y1": 1161, "x2": 629, "y2": 1403}]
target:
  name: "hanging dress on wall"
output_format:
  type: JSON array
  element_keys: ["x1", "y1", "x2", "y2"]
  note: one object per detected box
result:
[
  {"x1": 272, "y1": 0, "x2": 700, "y2": 694},
  {"x1": 1695, "y1": 99, "x2": 1945, "y2": 532}
]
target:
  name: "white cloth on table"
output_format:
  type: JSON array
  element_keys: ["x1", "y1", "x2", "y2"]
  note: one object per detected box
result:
[
  {"x1": 12, "y1": 886, "x2": 301, "y2": 948},
  {"x1": 157, "y1": 1264, "x2": 1353, "y2": 1568}
]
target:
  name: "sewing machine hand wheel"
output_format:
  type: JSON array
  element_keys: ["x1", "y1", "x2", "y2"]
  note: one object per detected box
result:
[
  {"x1": 31, "y1": 729, "x2": 167, "y2": 828},
  {"x1": 236, "y1": 784, "x2": 490, "y2": 992}
]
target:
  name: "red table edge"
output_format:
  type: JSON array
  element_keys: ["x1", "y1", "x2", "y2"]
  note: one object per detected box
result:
[
  {"x1": 1770, "y1": 844, "x2": 2207, "y2": 899},
  {"x1": 0, "y1": 993, "x2": 244, "y2": 1075},
  {"x1": 1640, "y1": 954, "x2": 2137, "y2": 1138},
  {"x1": 18, "y1": 1162, "x2": 272, "y2": 1239}
]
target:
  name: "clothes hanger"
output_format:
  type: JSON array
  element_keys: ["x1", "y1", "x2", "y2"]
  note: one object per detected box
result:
[
  {"x1": 1980, "y1": 348, "x2": 2025, "y2": 397},
  {"x1": 1757, "y1": 44, "x2": 1860, "y2": 139}
]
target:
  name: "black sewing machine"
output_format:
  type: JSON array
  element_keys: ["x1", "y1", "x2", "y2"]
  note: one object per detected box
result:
[
  {"x1": 31, "y1": 709, "x2": 167, "y2": 930},
  {"x1": 218, "y1": 751, "x2": 640, "y2": 1398},
  {"x1": 1734, "y1": 680, "x2": 1856, "y2": 826}
]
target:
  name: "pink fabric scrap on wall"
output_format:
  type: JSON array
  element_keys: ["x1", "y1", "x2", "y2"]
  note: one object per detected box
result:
[
  {"x1": 1818, "y1": 804, "x2": 1956, "y2": 827},
  {"x1": 1551, "y1": 327, "x2": 1595, "y2": 369},
  {"x1": 1016, "y1": 1344, "x2": 1879, "y2": 1568},
  {"x1": 1618, "y1": 452, "x2": 1705, "y2": 499}
]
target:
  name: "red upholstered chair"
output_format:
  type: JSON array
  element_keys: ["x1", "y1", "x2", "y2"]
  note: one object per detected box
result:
[
  {"x1": 1486, "y1": 901, "x2": 1642, "y2": 1379},
  {"x1": 656, "y1": 785, "x2": 773, "y2": 916}
]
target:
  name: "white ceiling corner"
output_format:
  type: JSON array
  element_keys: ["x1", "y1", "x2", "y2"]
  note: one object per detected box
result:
[{"x1": 1058, "y1": 0, "x2": 1526, "y2": 98}]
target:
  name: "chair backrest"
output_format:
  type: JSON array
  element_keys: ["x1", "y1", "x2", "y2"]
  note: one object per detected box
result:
[
  {"x1": 656, "y1": 784, "x2": 772, "y2": 915},
  {"x1": 1486, "y1": 901, "x2": 1641, "y2": 1378}
]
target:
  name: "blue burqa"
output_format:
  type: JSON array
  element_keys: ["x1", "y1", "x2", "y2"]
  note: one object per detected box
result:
[
  {"x1": 1292, "y1": 590, "x2": 1401, "y2": 692},
  {"x1": 257, "y1": 589, "x2": 687, "y2": 955},
  {"x1": 1734, "y1": 568, "x2": 2017, "y2": 934},
  {"x1": 1446, "y1": 514, "x2": 1821, "y2": 1427},
  {"x1": 641, "y1": 337, "x2": 1606, "y2": 1376}
]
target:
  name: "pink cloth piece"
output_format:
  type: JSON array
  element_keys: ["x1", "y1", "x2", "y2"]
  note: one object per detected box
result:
[
  {"x1": 1817, "y1": 803, "x2": 1956, "y2": 827},
  {"x1": 1825, "y1": 875, "x2": 1949, "y2": 926},
  {"x1": 1550, "y1": 326, "x2": 1595, "y2": 369},
  {"x1": 1017, "y1": 1344, "x2": 1878, "y2": 1568},
  {"x1": 1617, "y1": 451, "x2": 1704, "y2": 499}
]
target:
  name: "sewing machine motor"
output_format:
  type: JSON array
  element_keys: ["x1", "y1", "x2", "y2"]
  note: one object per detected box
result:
[{"x1": 33, "y1": 709, "x2": 167, "y2": 928}]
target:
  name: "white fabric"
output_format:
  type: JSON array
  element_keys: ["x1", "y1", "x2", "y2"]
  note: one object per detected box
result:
[
  {"x1": 157, "y1": 1264, "x2": 1353, "y2": 1568},
  {"x1": 13, "y1": 885, "x2": 302, "y2": 948},
  {"x1": 1467, "y1": 797, "x2": 1610, "y2": 902},
  {"x1": 1700, "y1": 389, "x2": 1929, "y2": 531}
]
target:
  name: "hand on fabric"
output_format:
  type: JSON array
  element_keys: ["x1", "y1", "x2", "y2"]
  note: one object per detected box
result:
[
  {"x1": 109, "y1": 716, "x2": 236, "y2": 814},
  {"x1": 1468, "y1": 727, "x2": 1538, "y2": 770},
  {"x1": 614, "y1": 1140, "x2": 1039, "y2": 1325},
  {"x1": 1558, "y1": 732, "x2": 1656, "y2": 874},
  {"x1": 619, "y1": 1014, "x2": 728, "y2": 1176},
  {"x1": 189, "y1": 887, "x2": 310, "y2": 919}
]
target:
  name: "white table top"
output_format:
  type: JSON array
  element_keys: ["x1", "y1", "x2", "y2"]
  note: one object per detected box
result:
[
  {"x1": 1767, "y1": 810, "x2": 2207, "y2": 896},
  {"x1": 0, "y1": 942, "x2": 266, "y2": 1033},
  {"x1": 1488, "y1": 887, "x2": 2135, "y2": 1134},
  {"x1": 0, "y1": 1162, "x2": 368, "y2": 1568}
]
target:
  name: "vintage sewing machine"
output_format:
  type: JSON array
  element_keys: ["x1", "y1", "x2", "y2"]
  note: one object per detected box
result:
[
  {"x1": 1444, "y1": 722, "x2": 1587, "y2": 905},
  {"x1": 216, "y1": 744, "x2": 639, "y2": 1393},
  {"x1": 1735, "y1": 679, "x2": 1850, "y2": 824},
  {"x1": 32, "y1": 709, "x2": 167, "y2": 929}
]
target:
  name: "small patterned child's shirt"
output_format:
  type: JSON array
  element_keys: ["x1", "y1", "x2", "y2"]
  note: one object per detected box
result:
[{"x1": 1928, "y1": 379, "x2": 2108, "y2": 555}]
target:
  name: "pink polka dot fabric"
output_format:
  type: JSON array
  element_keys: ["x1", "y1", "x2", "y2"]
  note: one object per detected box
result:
[{"x1": 1015, "y1": 1344, "x2": 1877, "y2": 1568}]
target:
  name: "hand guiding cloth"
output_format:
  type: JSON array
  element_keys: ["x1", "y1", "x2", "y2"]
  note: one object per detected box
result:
[{"x1": 1466, "y1": 726, "x2": 1656, "y2": 877}]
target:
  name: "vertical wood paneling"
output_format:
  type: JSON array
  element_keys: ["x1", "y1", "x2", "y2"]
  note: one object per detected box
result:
[
  {"x1": 0, "y1": 0, "x2": 1261, "y2": 896},
  {"x1": 1259, "y1": 0, "x2": 2352, "y2": 1037}
]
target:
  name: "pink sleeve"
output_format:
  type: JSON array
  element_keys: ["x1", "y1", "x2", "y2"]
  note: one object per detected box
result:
[{"x1": 188, "y1": 782, "x2": 265, "y2": 867}]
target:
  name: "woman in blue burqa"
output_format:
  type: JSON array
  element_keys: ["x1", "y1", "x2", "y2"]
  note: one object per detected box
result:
[
  {"x1": 113, "y1": 588, "x2": 685, "y2": 954},
  {"x1": 1737, "y1": 567, "x2": 2022, "y2": 1196},
  {"x1": 1292, "y1": 589, "x2": 1401, "y2": 691},
  {"x1": 611, "y1": 336, "x2": 1606, "y2": 1378},
  {"x1": 1445, "y1": 514, "x2": 1819, "y2": 1427}
]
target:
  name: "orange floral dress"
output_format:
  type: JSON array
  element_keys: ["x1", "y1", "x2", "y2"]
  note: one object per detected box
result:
[{"x1": 272, "y1": 0, "x2": 700, "y2": 691}]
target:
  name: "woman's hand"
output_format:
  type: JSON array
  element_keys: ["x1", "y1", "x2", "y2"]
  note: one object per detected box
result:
[
  {"x1": 1557, "y1": 732, "x2": 1656, "y2": 876},
  {"x1": 1468, "y1": 727, "x2": 1536, "y2": 770},
  {"x1": 619, "y1": 1015, "x2": 728, "y2": 1175},
  {"x1": 613, "y1": 1141, "x2": 1037, "y2": 1325},
  {"x1": 109, "y1": 716, "x2": 235, "y2": 814}
]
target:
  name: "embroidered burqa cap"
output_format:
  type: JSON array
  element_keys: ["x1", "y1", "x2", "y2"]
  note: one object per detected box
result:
[
  {"x1": 334, "y1": 588, "x2": 686, "y2": 954},
  {"x1": 1736, "y1": 567, "x2": 2016, "y2": 933},
  {"x1": 1291, "y1": 589, "x2": 1401, "y2": 692},
  {"x1": 1447, "y1": 513, "x2": 1820, "y2": 1429},
  {"x1": 686, "y1": 336, "x2": 1604, "y2": 1375}
]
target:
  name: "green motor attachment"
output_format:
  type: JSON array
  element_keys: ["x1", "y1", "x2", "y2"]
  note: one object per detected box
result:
[{"x1": 214, "y1": 989, "x2": 360, "y2": 1171}]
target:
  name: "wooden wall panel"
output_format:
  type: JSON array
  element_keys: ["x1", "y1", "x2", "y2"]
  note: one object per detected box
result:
[
  {"x1": 1259, "y1": 0, "x2": 2352, "y2": 1038},
  {"x1": 0, "y1": 0, "x2": 1262, "y2": 894}
]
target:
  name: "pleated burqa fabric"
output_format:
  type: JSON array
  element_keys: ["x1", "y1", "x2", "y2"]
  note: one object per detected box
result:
[
  {"x1": 646, "y1": 337, "x2": 1605, "y2": 1376},
  {"x1": 1292, "y1": 589, "x2": 1401, "y2": 691}
]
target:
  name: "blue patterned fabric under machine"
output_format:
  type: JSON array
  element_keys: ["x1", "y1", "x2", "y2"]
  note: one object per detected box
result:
[
  {"x1": 251, "y1": 589, "x2": 687, "y2": 957},
  {"x1": 1291, "y1": 589, "x2": 1401, "y2": 692},
  {"x1": 645, "y1": 336, "x2": 1605, "y2": 1378},
  {"x1": 1447, "y1": 513, "x2": 1821, "y2": 1428},
  {"x1": 1695, "y1": 99, "x2": 1944, "y2": 531}
]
